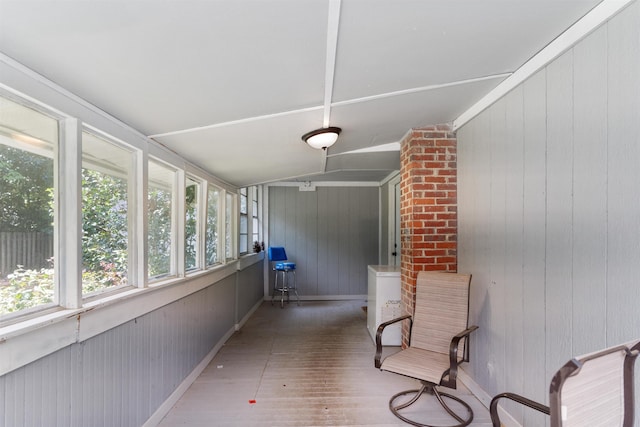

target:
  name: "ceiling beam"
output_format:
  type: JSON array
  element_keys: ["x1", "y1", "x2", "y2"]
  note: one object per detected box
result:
[{"x1": 323, "y1": 0, "x2": 342, "y2": 128}]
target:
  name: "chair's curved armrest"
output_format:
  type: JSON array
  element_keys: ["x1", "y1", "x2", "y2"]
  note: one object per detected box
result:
[
  {"x1": 374, "y1": 314, "x2": 412, "y2": 368},
  {"x1": 489, "y1": 392, "x2": 550, "y2": 427},
  {"x1": 449, "y1": 325, "x2": 479, "y2": 364},
  {"x1": 442, "y1": 325, "x2": 479, "y2": 387}
]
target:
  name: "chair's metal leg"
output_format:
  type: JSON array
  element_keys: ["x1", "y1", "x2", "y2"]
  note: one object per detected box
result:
[
  {"x1": 391, "y1": 385, "x2": 427, "y2": 411},
  {"x1": 388, "y1": 383, "x2": 474, "y2": 427},
  {"x1": 271, "y1": 269, "x2": 277, "y2": 306},
  {"x1": 280, "y1": 270, "x2": 285, "y2": 309},
  {"x1": 292, "y1": 270, "x2": 300, "y2": 305},
  {"x1": 434, "y1": 389, "x2": 473, "y2": 425}
]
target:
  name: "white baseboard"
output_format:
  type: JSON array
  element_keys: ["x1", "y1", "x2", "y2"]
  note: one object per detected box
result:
[
  {"x1": 458, "y1": 368, "x2": 521, "y2": 427},
  {"x1": 263, "y1": 294, "x2": 367, "y2": 301},
  {"x1": 143, "y1": 324, "x2": 236, "y2": 427},
  {"x1": 235, "y1": 298, "x2": 263, "y2": 331},
  {"x1": 145, "y1": 298, "x2": 264, "y2": 426}
]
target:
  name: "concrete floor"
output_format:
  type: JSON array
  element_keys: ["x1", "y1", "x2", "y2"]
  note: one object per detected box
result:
[{"x1": 159, "y1": 300, "x2": 492, "y2": 427}]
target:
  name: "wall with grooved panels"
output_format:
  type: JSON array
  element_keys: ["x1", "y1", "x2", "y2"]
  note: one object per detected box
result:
[
  {"x1": 0, "y1": 261, "x2": 264, "y2": 427},
  {"x1": 457, "y1": 3, "x2": 640, "y2": 425},
  {"x1": 268, "y1": 186, "x2": 379, "y2": 297}
]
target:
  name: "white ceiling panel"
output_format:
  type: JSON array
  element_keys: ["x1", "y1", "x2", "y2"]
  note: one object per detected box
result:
[
  {"x1": 154, "y1": 108, "x2": 326, "y2": 186},
  {"x1": 333, "y1": 0, "x2": 601, "y2": 101},
  {"x1": 0, "y1": 0, "x2": 609, "y2": 186},
  {"x1": 328, "y1": 76, "x2": 505, "y2": 153}
]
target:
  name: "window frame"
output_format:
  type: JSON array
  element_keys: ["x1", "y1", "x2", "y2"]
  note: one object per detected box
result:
[
  {"x1": 239, "y1": 187, "x2": 249, "y2": 255},
  {"x1": 0, "y1": 90, "x2": 62, "y2": 319},
  {"x1": 205, "y1": 183, "x2": 222, "y2": 268},
  {"x1": 80, "y1": 128, "x2": 138, "y2": 299},
  {"x1": 238, "y1": 186, "x2": 261, "y2": 256},
  {"x1": 146, "y1": 157, "x2": 179, "y2": 283},
  {"x1": 251, "y1": 186, "x2": 261, "y2": 248},
  {"x1": 0, "y1": 81, "x2": 246, "y2": 377}
]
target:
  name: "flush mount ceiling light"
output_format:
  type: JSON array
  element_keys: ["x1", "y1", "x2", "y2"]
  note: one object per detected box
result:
[{"x1": 301, "y1": 126, "x2": 342, "y2": 150}]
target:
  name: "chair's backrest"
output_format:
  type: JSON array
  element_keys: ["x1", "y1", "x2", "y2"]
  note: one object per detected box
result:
[
  {"x1": 410, "y1": 272, "x2": 472, "y2": 357},
  {"x1": 550, "y1": 340, "x2": 640, "y2": 427},
  {"x1": 268, "y1": 246, "x2": 287, "y2": 262}
]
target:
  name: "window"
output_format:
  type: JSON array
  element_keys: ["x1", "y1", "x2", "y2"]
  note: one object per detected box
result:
[
  {"x1": 0, "y1": 94, "x2": 58, "y2": 317},
  {"x1": 252, "y1": 186, "x2": 260, "y2": 247},
  {"x1": 148, "y1": 159, "x2": 176, "y2": 280},
  {"x1": 185, "y1": 176, "x2": 200, "y2": 271},
  {"x1": 239, "y1": 187, "x2": 248, "y2": 254},
  {"x1": 81, "y1": 131, "x2": 132, "y2": 296},
  {"x1": 205, "y1": 185, "x2": 220, "y2": 267},
  {"x1": 239, "y1": 186, "x2": 260, "y2": 254},
  {"x1": 225, "y1": 192, "x2": 235, "y2": 260}
]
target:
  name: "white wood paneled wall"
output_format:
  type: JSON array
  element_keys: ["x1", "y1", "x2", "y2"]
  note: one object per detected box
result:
[
  {"x1": 0, "y1": 262, "x2": 264, "y2": 427},
  {"x1": 457, "y1": 2, "x2": 640, "y2": 426},
  {"x1": 268, "y1": 186, "x2": 379, "y2": 297}
]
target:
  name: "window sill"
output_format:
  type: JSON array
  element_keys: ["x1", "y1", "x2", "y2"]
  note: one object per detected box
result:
[
  {"x1": 237, "y1": 251, "x2": 264, "y2": 270},
  {"x1": 0, "y1": 262, "x2": 238, "y2": 377}
]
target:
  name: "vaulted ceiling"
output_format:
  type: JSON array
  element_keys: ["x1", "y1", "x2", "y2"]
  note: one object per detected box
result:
[{"x1": 0, "y1": 0, "x2": 603, "y2": 187}]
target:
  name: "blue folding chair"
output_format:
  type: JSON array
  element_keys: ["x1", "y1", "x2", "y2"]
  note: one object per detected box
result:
[{"x1": 268, "y1": 246, "x2": 299, "y2": 308}]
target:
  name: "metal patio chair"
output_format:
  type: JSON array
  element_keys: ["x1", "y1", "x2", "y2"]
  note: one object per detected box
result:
[
  {"x1": 490, "y1": 339, "x2": 640, "y2": 427},
  {"x1": 375, "y1": 271, "x2": 478, "y2": 427}
]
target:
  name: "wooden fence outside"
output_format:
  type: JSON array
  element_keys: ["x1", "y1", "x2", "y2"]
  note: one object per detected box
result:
[{"x1": 0, "y1": 232, "x2": 54, "y2": 278}]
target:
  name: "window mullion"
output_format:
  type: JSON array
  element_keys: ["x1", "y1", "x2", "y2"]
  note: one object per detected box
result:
[
  {"x1": 247, "y1": 187, "x2": 253, "y2": 248},
  {"x1": 175, "y1": 170, "x2": 185, "y2": 277},
  {"x1": 198, "y1": 181, "x2": 207, "y2": 269},
  {"x1": 58, "y1": 118, "x2": 82, "y2": 308},
  {"x1": 219, "y1": 190, "x2": 227, "y2": 263},
  {"x1": 134, "y1": 148, "x2": 147, "y2": 287}
]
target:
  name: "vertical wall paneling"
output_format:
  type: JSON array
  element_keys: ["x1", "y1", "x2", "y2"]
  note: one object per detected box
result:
[
  {"x1": 606, "y1": 0, "x2": 640, "y2": 347},
  {"x1": 572, "y1": 25, "x2": 608, "y2": 355},
  {"x1": 521, "y1": 70, "x2": 549, "y2": 426},
  {"x1": 268, "y1": 186, "x2": 379, "y2": 298},
  {"x1": 337, "y1": 188, "x2": 351, "y2": 294},
  {"x1": 471, "y1": 108, "x2": 493, "y2": 389},
  {"x1": 380, "y1": 184, "x2": 389, "y2": 264},
  {"x1": 0, "y1": 267, "x2": 261, "y2": 427},
  {"x1": 306, "y1": 191, "x2": 319, "y2": 295},
  {"x1": 488, "y1": 97, "x2": 507, "y2": 396},
  {"x1": 457, "y1": 3, "x2": 640, "y2": 425},
  {"x1": 544, "y1": 49, "x2": 574, "y2": 383},
  {"x1": 285, "y1": 187, "x2": 297, "y2": 260},
  {"x1": 316, "y1": 188, "x2": 330, "y2": 295},
  {"x1": 237, "y1": 260, "x2": 266, "y2": 320},
  {"x1": 607, "y1": 4, "x2": 640, "y2": 414},
  {"x1": 458, "y1": 120, "x2": 476, "y2": 376},
  {"x1": 294, "y1": 191, "x2": 308, "y2": 294},
  {"x1": 325, "y1": 187, "x2": 341, "y2": 295},
  {"x1": 503, "y1": 86, "x2": 525, "y2": 423}
]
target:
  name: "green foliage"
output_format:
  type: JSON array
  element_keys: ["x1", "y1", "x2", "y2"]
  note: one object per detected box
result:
[
  {"x1": 185, "y1": 183, "x2": 197, "y2": 269},
  {"x1": 148, "y1": 187, "x2": 172, "y2": 277},
  {"x1": 0, "y1": 145, "x2": 54, "y2": 232},
  {"x1": 0, "y1": 265, "x2": 54, "y2": 314},
  {"x1": 0, "y1": 149, "x2": 135, "y2": 313},
  {"x1": 81, "y1": 169, "x2": 128, "y2": 281},
  {"x1": 82, "y1": 261, "x2": 127, "y2": 292},
  {"x1": 0, "y1": 261, "x2": 126, "y2": 315},
  {"x1": 205, "y1": 189, "x2": 219, "y2": 265}
]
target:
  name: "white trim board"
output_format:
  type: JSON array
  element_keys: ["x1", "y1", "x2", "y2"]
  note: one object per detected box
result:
[{"x1": 453, "y1": 0, "x2": 635, "y2": 131}]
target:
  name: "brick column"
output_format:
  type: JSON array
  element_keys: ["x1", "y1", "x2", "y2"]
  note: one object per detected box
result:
[{"x1": 399, "y1": 124, "x2": 457, "y2": 347}]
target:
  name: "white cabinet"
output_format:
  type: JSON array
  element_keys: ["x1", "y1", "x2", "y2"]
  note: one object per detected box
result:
[{"x1": 367, "y1": 265, "x2": 401, "y2": 346}]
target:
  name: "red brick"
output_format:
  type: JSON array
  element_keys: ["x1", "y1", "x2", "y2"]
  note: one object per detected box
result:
[{"x1": 400, "y1": 123, "x2": 458, "y2": 343}]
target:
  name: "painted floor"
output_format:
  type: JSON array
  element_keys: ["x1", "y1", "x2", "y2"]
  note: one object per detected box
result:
[{"x1": 159, "y1": 300, "x2": 492, "y2": 426}]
